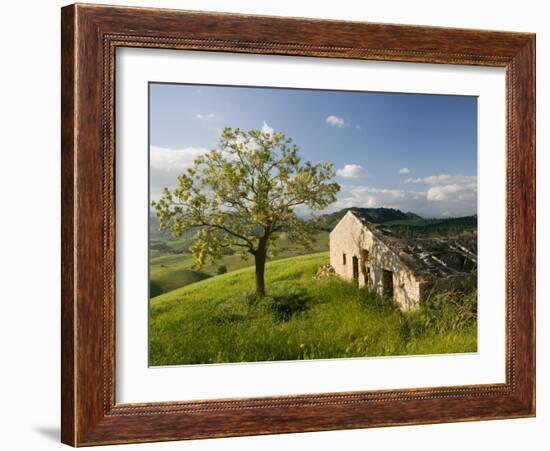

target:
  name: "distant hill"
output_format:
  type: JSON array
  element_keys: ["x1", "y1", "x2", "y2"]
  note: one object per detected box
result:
[
  {"x1": 379, "y1": 215, "x2": 477, "y2": 239},
  {"x1": 315, "y1": 207, "x2": 477, "y2": 238},
  {"x1": 315, "y1": 207, "x2": 421, "y2": 231}
]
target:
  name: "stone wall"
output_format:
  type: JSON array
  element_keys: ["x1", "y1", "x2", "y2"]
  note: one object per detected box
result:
[{"x1": 329, "y1": 211, "x2": 421, "y2": 310}]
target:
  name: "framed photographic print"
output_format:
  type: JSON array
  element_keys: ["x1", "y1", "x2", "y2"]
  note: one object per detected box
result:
[{"x1": 61, "y1": 3, "x2": 536, "y2": 446}]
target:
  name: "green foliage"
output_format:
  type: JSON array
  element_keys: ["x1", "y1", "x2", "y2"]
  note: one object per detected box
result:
[
  {"x1": 149, "y1": 252, "x2": 477, "y2": 365},
  {"x1": 152, "y1": 127, "x2": 340, "y2": 281},
  {"x1": 217, "y1": 265, "x2": 228, "y2": 275}
]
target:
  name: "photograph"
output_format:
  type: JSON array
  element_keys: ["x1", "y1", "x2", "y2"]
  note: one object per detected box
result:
[
  {"x1": 1, "y1": 0, "x2": 542, "y2": 448},
  {"x1": 148, "y1": 83, "x2": 479, "y2": 366}
]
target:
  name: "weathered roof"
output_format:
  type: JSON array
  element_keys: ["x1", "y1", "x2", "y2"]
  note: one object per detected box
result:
[{"x1": 349, "y1": 210, "x2": 477, "y2": 280}]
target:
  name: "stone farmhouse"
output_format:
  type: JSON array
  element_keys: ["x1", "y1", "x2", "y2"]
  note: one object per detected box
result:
[{"x1": 329, "y1": 210, "x2": 477, "y2": 310}]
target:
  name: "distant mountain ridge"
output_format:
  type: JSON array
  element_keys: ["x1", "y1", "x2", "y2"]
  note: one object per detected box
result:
[
  {"x1": 151, "y1": 207, "x2": 476, "y2": 240},
  {"x1": 316, "y1": 207, "x2": 421, "y2": 231}
]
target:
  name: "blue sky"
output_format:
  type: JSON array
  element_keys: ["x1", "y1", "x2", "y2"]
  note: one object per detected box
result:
[{"x1": 149, "y1": 83, "x2": 477, "y2": 218}]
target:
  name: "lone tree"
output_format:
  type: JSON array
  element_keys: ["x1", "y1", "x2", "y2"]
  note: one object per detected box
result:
[{"x1": 153, "y1": 126, "x2": 340, "y2": 297}]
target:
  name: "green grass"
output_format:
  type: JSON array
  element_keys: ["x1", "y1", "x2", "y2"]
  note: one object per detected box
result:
[
  {"x1": 150, "y1": 252, "x2": 477, "y2": 366},
  {"x1": 149, "y1": 230, "x2": 329, "y2": 297}
]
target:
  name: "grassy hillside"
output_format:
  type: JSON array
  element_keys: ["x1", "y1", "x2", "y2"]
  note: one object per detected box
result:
[
  {"x1": 149, "y1": 230, "x2": 329, "y2": 297},
  {"x1": 150, "y1": 252, "x2": 477, "y2": 366},
  {"x1": 149, "y1": 254, "x2": 209, "y2": 297}
]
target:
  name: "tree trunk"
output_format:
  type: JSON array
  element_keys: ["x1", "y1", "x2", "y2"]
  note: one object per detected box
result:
[{"x1": 254, "y1": 250, "x2": 266, "y2": 297}]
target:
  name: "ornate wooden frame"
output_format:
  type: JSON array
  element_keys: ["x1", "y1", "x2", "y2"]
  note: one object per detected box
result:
[{"x1": 61, "y1": 3, "x2": 536, "y2": 446}]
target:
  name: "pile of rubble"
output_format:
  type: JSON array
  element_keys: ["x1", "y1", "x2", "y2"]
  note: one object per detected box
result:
[{"x1": 314, "y1": 264, "x2": 336, "y2": 280}]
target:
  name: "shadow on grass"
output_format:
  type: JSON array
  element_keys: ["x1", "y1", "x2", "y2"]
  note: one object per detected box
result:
[
  {"x1": 209, "y1": 285, "x2": 313, "y2": 325},
  {"x1": 256, "y1": 282, "x2": 313, "y2": 322},
  {"x1": 268, "y1": 291, "x2": 312, "y2": 322}
]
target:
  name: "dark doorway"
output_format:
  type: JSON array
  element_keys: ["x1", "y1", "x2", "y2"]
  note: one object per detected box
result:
[
  {"x1": 382, "y1": 269, "x2": 393, "y2": 297},
  {"x1": 362, "y1": 250, "x2": 370, "y2": 286},
  {"x1": 352, "y1": 256, "x2": 359, "y2": 283}
]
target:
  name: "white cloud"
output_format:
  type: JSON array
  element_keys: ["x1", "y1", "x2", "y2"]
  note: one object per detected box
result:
[
  {"x1": 399, "y1": 167, "x2": 411, "y2": 174},
  {"x1": 323, "y1": 170, "x2": 478, "y2": 217},
  {"x1": 404, "y1": 177, "x2": 423, "y2": 184},
  {"x1": 195, "y1": 113, "x2": 216, "y2": 120},
  {"x1": 392, "y1": 173, "x2": 477, "y2": 216},
  {"x1": 150, "y1": 145, "x2": 208, "y2": 173},
  {"x1": 404, "y1": 174, "x2": 476, "y2": 185},
  {"x1": 149, "y1": 145, "x2": 209, "y2": 195},
  {"x1": 427, "y1": 183, "x2": 477, "y2": 202},
  {"x1": 325, "y1": 115, "x2": 347, "y2": 128},
  {"x1": 424, "y1": 174, "x2": 476, "y2": 185},
  {"x1": 261, "y1": 120, "x2": 274, "y2": 135},
  {"x1": 336, "y1": 164, "x2": 368, "y2": 179}
]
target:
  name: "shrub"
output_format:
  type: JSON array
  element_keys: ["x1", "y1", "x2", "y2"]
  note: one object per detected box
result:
[
  {"x1": 404, "y1": 289, "x2": 477, "y2": 337},
  {"x1": 217, "y1": 265, "x2": 228, "y2": 275},
  {"x1": 149, "y1": 281, "x2": 163, "y2": 298}
]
